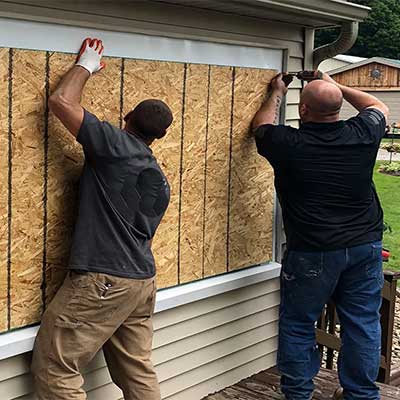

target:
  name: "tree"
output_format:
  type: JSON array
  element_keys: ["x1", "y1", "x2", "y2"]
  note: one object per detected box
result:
[{"x1": 315, "y1": 0, "x2": 400, "y2": 59}]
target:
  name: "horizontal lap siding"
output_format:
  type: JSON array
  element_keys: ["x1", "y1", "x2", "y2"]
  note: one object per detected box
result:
[
  {"x1": 0, "y1": 278, "x2": 280, "y2": 400},
  {"x1": 286, "y1": 56, "x2": 303, "y2": 127}
]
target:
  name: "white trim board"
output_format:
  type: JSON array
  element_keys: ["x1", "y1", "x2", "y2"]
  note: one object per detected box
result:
[
  {"x1": 0, "y1": 17, "x2": 283, "y2": 70},
  {"x1": 0, "y1": 262, "x2": 281, "y2": 361}
]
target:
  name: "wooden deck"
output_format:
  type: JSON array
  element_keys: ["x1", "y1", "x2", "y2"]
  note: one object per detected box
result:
[{"x1": 204, "y1": 368, "x2": 400, "y2": 399}]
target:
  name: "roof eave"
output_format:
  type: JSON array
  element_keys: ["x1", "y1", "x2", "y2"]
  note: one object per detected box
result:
[
  {"x1": 152, "y1": 0, "x2": 371, "y2": 28},
  {"x1": 240, "y1": 0, "x2": 370, "y2": 25}
]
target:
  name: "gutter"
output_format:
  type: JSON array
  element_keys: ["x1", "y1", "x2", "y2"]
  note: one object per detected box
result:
[{"x1": 313, "y1": 21, "x2": 359, "y2": 69}]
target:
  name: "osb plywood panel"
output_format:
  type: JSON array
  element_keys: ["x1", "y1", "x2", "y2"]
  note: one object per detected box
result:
[
  {"x1": 46, "y1": 52, "x2": 79, "y2": 305},
  {"x1": 10, "y1": 50, "x2": 45, "y2": 328},
  {"x1": 229, "y1": 67, "x2": 275, "y2": 271},
  {"x1": 179, "y1": 64, "x2": 208, "y2": 283},
  {"x1": 82, "y1": 56, "x2": 122, "y2": 127},
  {"x1": 0, "y1": 47, "x2": 276, "y2": 331},
  {"x1": 123, "y1": 59, "x2": 184, "y2": 288},
  {"x1": 203, "y1": 66, "x2": 233, "y2": 277},
  {"x1": 0, "y1": 48, "x2": 9, "y2": 332}
]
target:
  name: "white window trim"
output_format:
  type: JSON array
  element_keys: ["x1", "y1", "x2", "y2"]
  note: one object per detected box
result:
[
  {"x1": 0, "y1": 263, "x2": 281, "y2": 360},
  {"x1": 0, "y1": 17, "x2": 283, "y2": 70}
]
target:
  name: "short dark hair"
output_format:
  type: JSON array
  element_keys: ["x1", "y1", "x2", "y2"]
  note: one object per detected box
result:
[{"x1": 125, "y1": 99, "x2": 173, "y2": 140}]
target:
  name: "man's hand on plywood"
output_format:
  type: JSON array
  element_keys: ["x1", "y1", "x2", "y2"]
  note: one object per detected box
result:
[
  {"x1": 48, "y1": 37, "x2": 105, "y2": 137},
  {"x1": 76, "y1": 38, "x2": 106, "y2": 75},
  {"x1": 251, "y1": 73, "x2": 287, "y2": 131},
  {"x1": 269, "y1": 73, "x2": 288, "y2": 97}
]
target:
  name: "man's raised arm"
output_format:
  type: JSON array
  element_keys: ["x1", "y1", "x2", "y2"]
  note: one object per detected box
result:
[
  {"x1": 322, "y1": 72, "x2": 389, "y2": 121},
  {"x1": 48, "y1": 38, "x2": 105, "y2": 137},
  {"x1": 251, "y1": 73, "x2": 288, "y2": 132}
]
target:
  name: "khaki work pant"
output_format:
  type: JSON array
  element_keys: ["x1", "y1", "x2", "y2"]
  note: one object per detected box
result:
[{"x1": 31, "y1": 271, "x2": 160, "y2": 400}]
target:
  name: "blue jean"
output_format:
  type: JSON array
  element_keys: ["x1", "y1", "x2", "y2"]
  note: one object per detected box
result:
[{"x1": 278, "y1": 241, "x2": 384, "y2": 400}]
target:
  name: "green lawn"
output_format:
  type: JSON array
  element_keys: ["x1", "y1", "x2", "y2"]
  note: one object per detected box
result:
[{"x1": 374, "y1": 162, "x2": 400, "y2": 272}]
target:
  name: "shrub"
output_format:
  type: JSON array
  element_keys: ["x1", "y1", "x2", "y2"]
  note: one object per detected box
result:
[
  {"x1": 378, "y1": 162, "x2": 400, "y2": 176},
  {"x1": 380, "y1": 143, "x2": 400, "y2": 153}
]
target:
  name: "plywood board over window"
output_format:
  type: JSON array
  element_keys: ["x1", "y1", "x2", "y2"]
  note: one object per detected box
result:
[
  {"x1": 123, "y1": 59, "x2": 185, "y2": 288},
  {"x1": 0, "y1": 48, "x2": 9, "y2": 332},
  {"x1": 203, "y1": 66, "x2": 233, "y2": 278},
  {"x1": 180, "y1": 64, "x2": 209, "y2": 284},
  {"x1": 229, "y1": 68, "x2": 275, "y2": 271},
  {"x1": 10, "y1": 50, "x2": 45, "y2": 329},
  {"x1": 46, "y1": 52, "x2": 81, "y2": 306},
  {"x1": 0, "y1": 46, "x2": 276, "y2": 332}
]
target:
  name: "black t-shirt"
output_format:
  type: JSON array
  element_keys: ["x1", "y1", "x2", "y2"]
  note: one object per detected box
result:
[
  {"x1": 255, "y1": 108, "x2": 385, "y2": 251},
  {"x1": 68, "y1": 110, "x2": 170, "y2": 278}
]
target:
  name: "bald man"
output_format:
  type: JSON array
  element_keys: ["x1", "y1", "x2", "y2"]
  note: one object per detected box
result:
[{"x1": 252, "y1": 73, "x2": 388, "y2": 400}]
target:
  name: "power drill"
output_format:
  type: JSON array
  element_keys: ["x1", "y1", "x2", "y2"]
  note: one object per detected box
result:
[{"x1": 282, "y1": 70, "x2": 324, "y2": 86}]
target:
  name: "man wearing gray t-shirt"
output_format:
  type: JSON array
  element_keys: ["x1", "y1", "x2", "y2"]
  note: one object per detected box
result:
[{"x1": 32, "y1": 38, "x2": 171, "y2": 400}]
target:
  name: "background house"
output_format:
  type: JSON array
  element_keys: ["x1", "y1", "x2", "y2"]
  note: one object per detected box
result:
[{"x1": 0, "y1": 1, "x2": 368, "y2": 399}]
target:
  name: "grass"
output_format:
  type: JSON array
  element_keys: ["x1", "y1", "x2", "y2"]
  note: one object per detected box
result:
[{"x1": 374, "y1": 162, "x2": 400, "y2": 272}]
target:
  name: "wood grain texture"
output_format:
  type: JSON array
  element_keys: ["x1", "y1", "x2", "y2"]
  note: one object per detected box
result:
[
  {"x1": 46, "y1": 52, "x2": 80, "y2": 304},
  {"x1": 203, "y1": 66, "x2": 233, "y2": 277},
  {"x1": 0, "y1": 48, "x2": 9, "y2": 332},
  {"x1": 179, "y1": 64, "x2": 208, "y2": 283},
  {"x1": 10, "y1": 50, "x2": 45, "y2": 328},
  {"x1": 82, "y1": 56, "x2": 122, "y2": 126},
  {"x1": 228, "y1": 67, "x2": 276, "y2": 271},
  {"x1": 123, "y1": 59, "x2": 184, "y2": 288}
]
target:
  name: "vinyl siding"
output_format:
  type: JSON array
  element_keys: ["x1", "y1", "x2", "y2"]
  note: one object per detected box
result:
[
  {"x1": 286, "y1": 56, "x2": 303, "y2": 126},
  {"x1": 0, "y1": 278, "x2": 280, "y2": 400}
]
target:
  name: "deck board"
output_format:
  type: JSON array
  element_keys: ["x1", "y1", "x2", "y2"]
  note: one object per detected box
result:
[{"x1": 204, "y1": 368, "x2": 400, "y2": 399}]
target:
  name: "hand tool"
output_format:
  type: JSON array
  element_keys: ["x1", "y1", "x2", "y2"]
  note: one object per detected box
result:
[{"x1": 282, "y1": 70, "x2": 324, "y2": 86}]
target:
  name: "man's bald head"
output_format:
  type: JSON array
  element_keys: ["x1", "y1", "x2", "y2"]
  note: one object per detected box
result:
[{"x1": 299, "y1": 80, "x2": 343, "y2": 123}]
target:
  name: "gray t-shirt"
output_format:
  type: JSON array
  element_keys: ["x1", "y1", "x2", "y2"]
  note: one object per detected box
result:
[{"x1": 68, "y1": 110, "x2": 170, "y2": 279}]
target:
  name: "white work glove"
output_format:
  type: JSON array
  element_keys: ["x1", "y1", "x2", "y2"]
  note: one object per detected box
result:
[{"x1": 76, "y1": 38, "x2": 105, "y2": 74}]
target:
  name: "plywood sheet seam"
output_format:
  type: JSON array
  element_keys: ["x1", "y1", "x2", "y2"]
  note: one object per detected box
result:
[
  {"x1": 41, "y1": 51, "x2": 50, "y2": 316},
  {"x1": 6, "y1": 48, "x2": 13, "y2": 331},
  {"x1": 177, "y1": 63, "x2": 187, "y2": 285},
  {"x1": 226, "y1": 67, "x2": 236, "y2": 272}
]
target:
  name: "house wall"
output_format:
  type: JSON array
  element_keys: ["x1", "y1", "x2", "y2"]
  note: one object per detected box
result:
[
  {"x1": 0, "y1": 1, "x2": 307, "y2": 398},
  {"x1": 0, "y1": 0, "x2": 306, "y2": 333}
]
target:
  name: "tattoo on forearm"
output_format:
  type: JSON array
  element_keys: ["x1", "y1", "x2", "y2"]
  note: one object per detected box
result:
[{"x1": 274, "y1": 95, "x2": 282, "y2": 124}]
